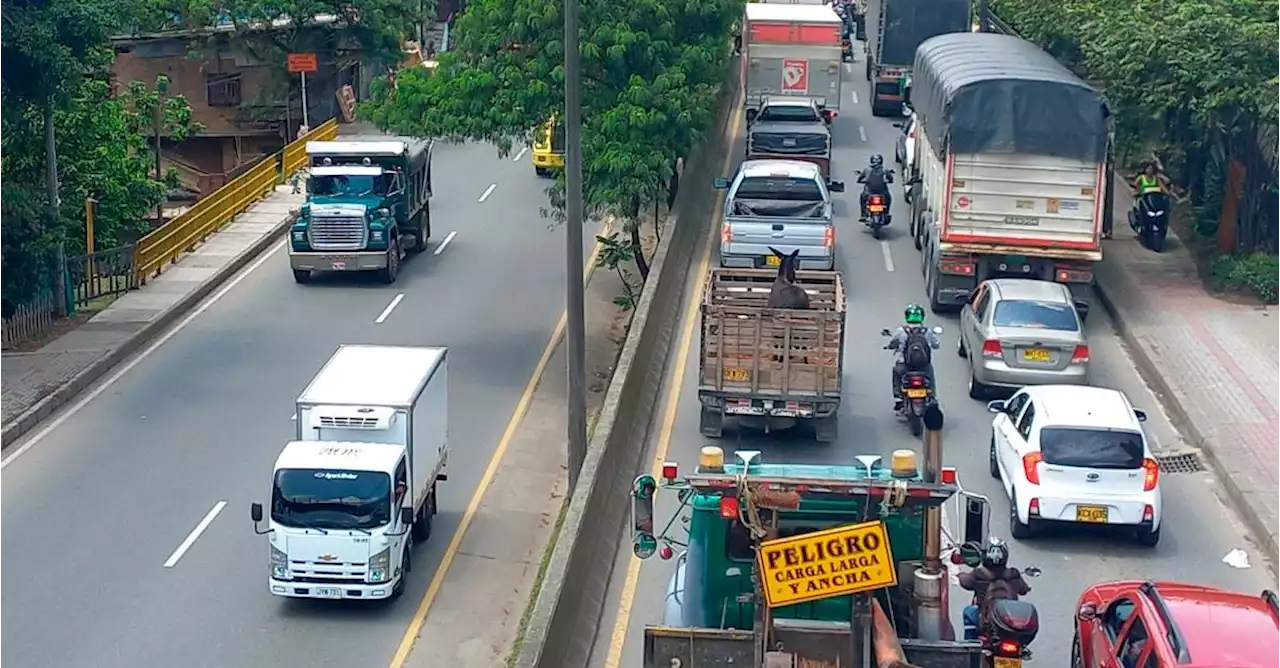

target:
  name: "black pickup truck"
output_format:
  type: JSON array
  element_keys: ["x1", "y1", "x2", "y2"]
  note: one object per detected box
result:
[{"x1": 745, "y1": 97, "x2": 836, "y2": 179}]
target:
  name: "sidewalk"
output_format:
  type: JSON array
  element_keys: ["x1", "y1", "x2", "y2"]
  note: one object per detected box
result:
[
  {"x1": 0, "y1": 185, "x2": 303, "y2": 447},
  {"x1": 1095, "y1": 177, "x2": 1278, "y2": 559}
]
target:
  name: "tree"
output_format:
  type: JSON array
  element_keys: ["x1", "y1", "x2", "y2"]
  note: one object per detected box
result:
[{"x1": 362, "y1": 0, "x2": 741, "y2": 287}]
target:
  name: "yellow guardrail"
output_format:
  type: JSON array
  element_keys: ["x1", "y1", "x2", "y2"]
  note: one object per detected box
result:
[{"x1": 134, "y1": 118, "x2": 340, "y2": 283}]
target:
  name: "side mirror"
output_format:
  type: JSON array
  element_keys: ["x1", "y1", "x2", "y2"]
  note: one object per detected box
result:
[
  {"x1": 712, "y1": 177, "x2": 730, "y2": 190},
  {"x1": 963, "y1": 494, "x2": 989, "y2": 547},
  {"x1": 400, "y1": 506, "x2": 414, "y2": 526},
  {"x1": 1073, "y1": 299, "x2": 1091, "y2": 322},
  {"x1": 1134, "y1": 409, "x2": 1148, "y2": 422},
  {"x1": 828, "y1": 180, "x2": 846, "y2": 193},
  {"x1": 891, "y1": 122, "x2": 903, "y2": 129},
  {"x1": 959, "y1": 542, "x2": 982, "y2": 568},
  {"x1": 631, "y1": 474, "x2": 658, "y2": 559},
  {"x1": 250, "y1": 502, "x2": 264, "y2": 523},
  {"x1": 1077, "y1": 603, "x2": 1099, "y2": 621},
  {"x1": 986, "y1": 400, "x2": 1007, "y2": 414},
  {"x1": 880, "y1": 328, "x2": 891, "y2": 336},
  {"x1": 745, "y1": 108, "x2": 759, "y2": 124}
]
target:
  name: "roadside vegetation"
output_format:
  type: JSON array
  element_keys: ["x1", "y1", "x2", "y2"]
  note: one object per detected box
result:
[
  {"x1": 361, "y1": 0, "x2": 743, "y2": 306},
  {"x1": 991, "y1": 0, "x2": 1279, "y2": 303}
]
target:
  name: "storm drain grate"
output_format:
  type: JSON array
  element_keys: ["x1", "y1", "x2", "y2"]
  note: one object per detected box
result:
[{"x1": 1155, "y1": 452, "x2": 1205, "y2": 474}]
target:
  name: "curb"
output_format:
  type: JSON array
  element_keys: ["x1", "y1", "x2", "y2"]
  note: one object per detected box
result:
[
  {"x1": 1092, "y1": 275, "x2": 1279, "y2": 563},
  {"x1": 0, "y1": 210, "x2": 298, "y2": 451}
]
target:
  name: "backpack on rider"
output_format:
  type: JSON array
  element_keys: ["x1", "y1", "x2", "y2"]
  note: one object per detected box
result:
[{"x1": 903, "y1": 326, "x2": 932, "y2": 371}]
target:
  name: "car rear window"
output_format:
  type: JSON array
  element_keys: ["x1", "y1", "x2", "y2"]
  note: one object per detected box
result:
[
  {"x1": 758, "y1": 106, "x2": 820, "y2": 123},
  {"x1": 993, "y1": 300, "x2": 1079, "y2": 331},
  {"x1": 736, "y1": 176, "x2": 823, "y2": 201},
  {"x1": 1039, "y1": 428, "x2": 1145, "y2": 469}
]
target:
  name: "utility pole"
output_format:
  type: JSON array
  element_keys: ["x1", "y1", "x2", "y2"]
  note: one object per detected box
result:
[
  {"x1": 564, "y1": 0, "x2": 588, "y2": 490},
  {"x1": 45, "y1": 97, "x2": 68, "y2": 318}
]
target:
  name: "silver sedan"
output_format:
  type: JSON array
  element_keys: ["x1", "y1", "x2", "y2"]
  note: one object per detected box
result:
[{"x1": 957, "y1": 278, "x2": 1091, "y2": 398}]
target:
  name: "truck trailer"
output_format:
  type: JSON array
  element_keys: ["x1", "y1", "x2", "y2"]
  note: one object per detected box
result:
[
  {"x1": 742, "y1": 3, "x2": 844, "y2": 116},
  {"x1": 862, "y1": 0, "x2": 971, "y2": 116},
  {"x1": 907, "y1": 33, "x2": 1111, "y2": 313},
  {"x1": 250, "y1": 344, "x2": 449, "y2": 601}
]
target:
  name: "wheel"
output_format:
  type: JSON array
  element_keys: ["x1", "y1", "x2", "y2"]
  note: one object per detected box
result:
[
  {"x1": 292, "y1": 269, "x2": 311, "y2": 284},
  {"x1": 926, "y1": 263, "x2": 948, "y2": 314},
  {"x1": 864, "y1": 59, "x2": 872, "y2": 81},
  {"x1": 967, "y1": 367, "x2": 988, "y2": 400},
  {"x1": 430, "y1": 483, "x2": 439, "y2": 515},
  {"x1": 957, "y1": 335, "x2": 968, "y2": 358},
  {"x1": 1149, "y1": 227, "x2": 1165, "y2": 253},
  {"x1": 378, "y1": 241, "x2": 400, "y2": 284},
  {"x1": 699, "y1": 407, "x2": 724, "y2": 438},
  {"x1": 390, "y1": 545, "x2": 411, "y2": 598},
  {"x1": 913, "y1": 220, "x2": 924, "y2": 251},
  {"x1": 871, "y1": 224, "x2": 882, "y2": 240},
  {"x1": 406, "y1": 211, "x2": 427, "y2": 253},
  {"x1": 1135, "y1": 524, "x2": 1161, "y2": 547},
  {"x1": 813, "y1": 415, "x2": 838, "y2": 443},
  {"x1": 412, "y1": 497, "x2": 433, "y2": 541},
  {"x1": 908, "y1": 414, "x2": 923, "y2": 437},
  {"x1": 422, "y1": 207, "x2": 432, "y2": 241},
  {"x1": 1010, "y1": 492, "x2": 1034, "y2": 539},
  {"x1": 1071, "y1": 633, "x2": 1084, "y2": 668},
  {"x1": 989, "y1": 434, "x2": 1001, "y2": 478},
  {"x1": 534, "y1": 166, "x2": 549, "y2": 177}
]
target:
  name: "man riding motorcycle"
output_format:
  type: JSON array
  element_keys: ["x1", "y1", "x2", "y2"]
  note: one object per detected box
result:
[
  {"x1": 958, "y1": 538, "x2": 1031, "y2": 641},
  {"x1": 858, "y1": 154, "x2": 893, "y2": 222},
  {"x1": 885, "y1": 304, "x2": 939, "y2": 411}
]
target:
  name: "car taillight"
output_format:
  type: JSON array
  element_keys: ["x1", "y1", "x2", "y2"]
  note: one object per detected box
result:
[
  {"x1": 824, "y1": 226, "x2": 835, "y2": 247},
  {"x1": 721, "y1": 223, "x2": 732, "y2": 244},
  {"x1": 1071, "y1": 345, "x2": 1090, "y2": 364},
  {"x1": 982, "y1": 339, "x2": 1003, "y2": 359},
  {"x1": 1028, "y1": 497, "x2": 1040, "y2": 516},
  {"x1": 997, "y1": 640, "x2": 1021, "y2": 656},
  {"x1": 1142, "y1": 458, "x2": 1159, "y2": 491},
  {"x1": 1022, "y1": 452, "x2": 1042, "y2": 485}
]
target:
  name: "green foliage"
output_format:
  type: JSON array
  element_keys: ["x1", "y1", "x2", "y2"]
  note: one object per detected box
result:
[
  {"x1": 1210, "y1": 252, "x2": 1279, "y2": 303},
  {"x1": 596, "y1": 231, "x2": 643, "y2": 310}
]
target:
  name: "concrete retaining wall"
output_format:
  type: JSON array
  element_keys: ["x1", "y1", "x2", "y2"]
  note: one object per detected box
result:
[{"x1": 514, "y1": 60, "x2": 742, "y2": 668}]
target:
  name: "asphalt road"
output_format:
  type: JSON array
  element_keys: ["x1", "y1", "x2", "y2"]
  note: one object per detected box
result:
[
  {"x1": 0, "y1": 142, "x2": 598, "y2": 668},
  {"x1": 588, "y1": 61, "x2": 1274, "y2": 668}
]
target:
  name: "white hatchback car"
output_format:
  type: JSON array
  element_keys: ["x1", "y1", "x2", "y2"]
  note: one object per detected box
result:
[{"x1": 986, "y1": 385, "x2": 1163, "y2": 547}]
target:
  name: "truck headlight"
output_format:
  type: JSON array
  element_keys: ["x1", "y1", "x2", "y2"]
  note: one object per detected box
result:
[
  {"x1": 292, "y1": 229, "x2": 306, "y2": 242},
  {"x1": 371, "y1": 229, "x2": 384, "y2": 242},
  {"x1": 270, "y1": 545, "x2": 291, "y2": 580},
  {"x1": 375, "y1": 208, "x2": 391, "y2": 219},
  {"x1": 367, "y1": 547, "x2": 391, "y2": 583}
]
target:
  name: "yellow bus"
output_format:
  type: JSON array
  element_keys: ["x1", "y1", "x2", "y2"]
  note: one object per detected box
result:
[{"x1": 531, "y1": 115, "x2": 565, "y2": 177}]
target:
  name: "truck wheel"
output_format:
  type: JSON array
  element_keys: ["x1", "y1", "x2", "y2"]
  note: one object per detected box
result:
[
  {"x1": 813, "y1": 416, "x2": 838, "y2": 443},
  {"x1": 406, "y1": 211, "x2": 427, "y2": 253},
  {"x1": 699, "y1": 407, "x2": 724, "y2": 438},
  {"x1": 413, "y1": 498, "x2": 433, "y2": 542},
  {"x1": 534, "y1": 166, "x2": 549, "y2": 178},
  {"x1": 864, "y1": 60, "x2": 872, "y2": 81},
  {"x1": 292, "y1": 269, "x2": 311, "y2": 284},
  {"x1": 379, "y1": 241, "x2": 400, "y2": 284},
  {"x1": 391, "y1": 547, "x2": 411, "y2": 598},
  {"x1": 926, "y1": 264, "x2": 947, "y2": 314}
]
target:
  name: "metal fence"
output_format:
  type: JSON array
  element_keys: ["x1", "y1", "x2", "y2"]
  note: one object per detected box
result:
[{"x1": 67, "y1": 244, "x2": 138, "y2": 310}]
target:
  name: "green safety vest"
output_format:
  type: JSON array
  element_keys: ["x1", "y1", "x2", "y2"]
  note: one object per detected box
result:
[{"x1": 1137, "y1": 174, "x2": 1161, "y2": 194}]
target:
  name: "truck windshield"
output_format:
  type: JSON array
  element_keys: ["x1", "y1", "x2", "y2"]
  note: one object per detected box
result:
[
  {"x1": 271, "y1": 468, "x2": 392, "y2": 530},
  {"x1": 737, "y1": 176, "x2": 824, "y2": 202},
  {"x1": 310, "y1": 173, "x2": 393, "y2": 197},
  {"x1": 726, "y1": 515, "x2": 850, "y2": 561}
]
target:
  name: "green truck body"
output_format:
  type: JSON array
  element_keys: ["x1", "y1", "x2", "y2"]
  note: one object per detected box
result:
[{"x1": 290, "y1": 136, "x2": 433, "y2": 284}]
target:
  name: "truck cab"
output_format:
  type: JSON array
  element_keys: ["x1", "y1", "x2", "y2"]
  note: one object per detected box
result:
[{"x1": 290, "y1": 137, "x2": 433, "y2": 284}]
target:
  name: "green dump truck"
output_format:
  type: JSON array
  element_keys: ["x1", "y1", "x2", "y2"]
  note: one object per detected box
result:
[
  {"x1": 290, "y1": 137, "x2": 433, "y2": 284},
  {"x1": 631, "y1": 443, "x2": 992, "y2": 667}
]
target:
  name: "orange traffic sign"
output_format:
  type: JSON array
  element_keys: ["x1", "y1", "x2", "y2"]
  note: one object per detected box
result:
[{"x1": 287, "y1": 53, "x2": 318, "y2": 74}]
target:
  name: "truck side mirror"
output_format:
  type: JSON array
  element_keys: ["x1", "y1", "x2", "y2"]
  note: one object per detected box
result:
[
  {"x1": 963, "y1": 495, "x2": 988, "y2": 546},
  {"x1": 400, "y1": 507, "x2": 414, "y2": 526},
  {"x1": 1133, "y1": 409, "x2": 1148, "y2": 422},
  {"x1": 251, "y1": 502, "x2": 264, "y2": 523},
  {"x1": 745, "y1": 109, "x2": 759, "y2": 124},
  {"x1": 1073, "y1": 299, "x2": 1091, "y2": 322},
  {"x1": 631, "y1": 474, "x2": 658, "y2": 559},
  {"x1": 712, "y1": 177, "x2": 730, "y2": 190},
  {"x1": 828, "y1": 180, "x2": 846, "y2": 193}
]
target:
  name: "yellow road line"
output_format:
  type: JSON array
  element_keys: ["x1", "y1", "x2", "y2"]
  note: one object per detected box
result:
[
  {"x1": 388, "y1": 229, "x2": 607, "y2": 668},
  {"x1": 601, "y1": 100, "x2": 744, "y2": 668}
]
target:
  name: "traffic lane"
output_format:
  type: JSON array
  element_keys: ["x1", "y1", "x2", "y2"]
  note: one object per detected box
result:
[{"x1": 0, "y1": 143, "x2": 592, "y2": 668}]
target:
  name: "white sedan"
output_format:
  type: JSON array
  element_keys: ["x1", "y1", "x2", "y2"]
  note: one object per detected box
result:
[{"x1": 986, "y1": 385, "x2": 1163, "y2": 547}]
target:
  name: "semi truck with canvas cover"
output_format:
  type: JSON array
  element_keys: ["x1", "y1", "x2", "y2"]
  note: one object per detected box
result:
[
  {"x1": 743, "y1": 3, "x2": 844, "y2": 116},
  {"x1": 863, "y1": 0, "x2": 971, "y2": 116},
  {"x1": 630, "y1": 441, "x2": 994, "y2": 668},
  {"x1": 697, "y1": 268, "x2": 845, "y2": 443},
  {"x1": 907, "y1": 33, "x2": 1111, "y2": 313},
  {"x1": 250, "y1": 345, "x2": 449, "y2": 601},
  {"x1": 290, "y1": 137, "x2": 433, "y2": 284}
]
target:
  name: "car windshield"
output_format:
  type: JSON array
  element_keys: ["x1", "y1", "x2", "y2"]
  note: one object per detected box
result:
[
  {"x1": 271, "y1": 468, "x2": 392, "y2": 530},
  {"x1": 310, "y1": 173, "x2": 392, "y2": 197},
  {"x1": 736, "y1": 176, "x2": 823, "y2": 202},
  {"x1": 758, "y1": 106, "x2": 820, "y2": 123},
  {"x1": 1039, "y1": 428, "x2": 1145, "y2": 469},
  {"x1": 993, "y1": 299, "x2": 1079, "y2": 331}
]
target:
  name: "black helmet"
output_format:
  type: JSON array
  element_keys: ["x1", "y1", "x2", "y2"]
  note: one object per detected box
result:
[
  {"x1": 982, "y1": 537, "x2": 1010, "y2": 570},
  {"x1": 869, "y1": 154, "x2": 884, "y2": 169}
]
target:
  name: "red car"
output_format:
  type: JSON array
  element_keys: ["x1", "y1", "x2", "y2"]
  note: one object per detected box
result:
[{"x1": 1073, "y1": 580, "x2": 1279, "y2": 668}]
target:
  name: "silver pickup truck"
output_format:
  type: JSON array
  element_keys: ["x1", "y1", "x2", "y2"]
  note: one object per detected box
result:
[{"x1": 714, "y1": 160, "x2": 845, "y2": 271}]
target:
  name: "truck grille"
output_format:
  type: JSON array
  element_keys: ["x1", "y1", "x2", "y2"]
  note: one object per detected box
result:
[
  {"x1": 290, "y1": 559, "x2": 367, "y2": 583},
  {"x1": 308, "y1": 215, "x2": 367, "y2": 251}
]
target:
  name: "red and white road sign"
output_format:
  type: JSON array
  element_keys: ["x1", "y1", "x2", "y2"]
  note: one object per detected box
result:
[{"x1": 781, "y1": 59, "x2": 809, "y2": 93}]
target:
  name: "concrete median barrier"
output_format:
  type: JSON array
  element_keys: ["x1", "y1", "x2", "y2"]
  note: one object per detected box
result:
[{"x1": 514, "y1": 60, "x2": 742, "y2": 668}]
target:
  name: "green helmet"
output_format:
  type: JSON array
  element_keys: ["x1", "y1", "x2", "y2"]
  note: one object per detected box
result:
[{"x1": 904, "y1": 304, "x2": 925, "y2": 325}]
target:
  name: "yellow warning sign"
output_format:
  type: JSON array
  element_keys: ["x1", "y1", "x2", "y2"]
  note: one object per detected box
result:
[{"x1": 756, "y1": 520, "x2": 897, "y2": 608}]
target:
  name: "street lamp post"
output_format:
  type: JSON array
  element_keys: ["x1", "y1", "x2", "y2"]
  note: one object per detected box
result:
[{"x1": 564, "y1": 0, "x2": 588, "y2": 490}]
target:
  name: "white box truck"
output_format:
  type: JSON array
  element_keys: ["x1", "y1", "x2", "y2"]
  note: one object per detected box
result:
[
  {"x1": 250, "y1": 344, "x2": 449, "y2": 601},
  {"x1": 907, "y1": 34, "x2": 1110, "y2": 312},
  {"x1": 742, "y1": 3, "x2": 844, "y2": 115}
]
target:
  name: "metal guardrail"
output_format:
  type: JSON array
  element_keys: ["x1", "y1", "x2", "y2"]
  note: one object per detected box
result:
[
  {"x1": 134, "y1": 118, "x2": 339, "y2": 283},
  {"x1": 68, "y1": 244, "x2": 138, "y2": 309}
]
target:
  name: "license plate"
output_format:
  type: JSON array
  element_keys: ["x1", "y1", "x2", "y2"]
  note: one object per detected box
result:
[
  {"x1": 724, "y1": 368, "x2": 750, "y2": 382},
  {"x1": 313, "y1": 587, "x2": 344, "y2": 599},
  {"x1": 766, "y1": 255, "x2": 781, "y2": 267},
  {"x1": 1021, "y1": 348, "x2": 1052, "y2": 363},
  {"x1": 904, "y1": 388, "x2": 927, "y2": 398},
  {"x1": 1076, "y1": 505, "x2": 1108, "y2": 523},
  {"x1": 331, "y1": 261, "x2": 346, "y2": 270},
  {"x1": 869, "y1": 205, "x2": 886, "y2": 213},
  {"x1": 993, "y1": 657, "x2": 1022, "y2": 668}
]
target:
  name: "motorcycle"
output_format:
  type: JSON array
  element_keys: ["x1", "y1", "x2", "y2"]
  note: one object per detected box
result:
[
  {"x1": 951, "y1": 542, "x2": 1042, "y2": 668},
  {"x1": 858, "y1": 168, "x2": 894, "y2": 239},
  {"x1": 1127, "y1": 190, "x2": 1169, "y2": 252},
  {"x1": 881, "y1": 326, "x2": 942, "y2": 436}
]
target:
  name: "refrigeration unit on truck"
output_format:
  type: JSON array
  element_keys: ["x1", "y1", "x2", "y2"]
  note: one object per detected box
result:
[
  {"x1": 863, "y1": 0, "x2": 971, "y2": 116},
  {"x1": 742, "y1": 3, "x2": 844, "y2": 117},
  {"x1": 907, "y1": 33, "x2": 1110, "y2": 313},
  {"x1": 698, "y1": 268, "x2": 846, "y2": 442},
  {"x1": 250, "y1": 344, "x2": 449, "y2": 601},
  {"x1": 290, "y1": 137, "x2": 434, "y2": 284}
]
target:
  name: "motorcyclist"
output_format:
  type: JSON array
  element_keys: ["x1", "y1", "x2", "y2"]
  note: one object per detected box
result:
[
  {"x1": 858, "y1": 154, "x2": 893, "y2": 222},
  {"x1": 1130, "y1": 162, "x2": 1170, "y2": 210},
  {"x1": 958, "y1": 538, "x2": 1031, "y2": 641},
  {"x1": 885, "y1": 304, "x2": 939, "y2": 411}
]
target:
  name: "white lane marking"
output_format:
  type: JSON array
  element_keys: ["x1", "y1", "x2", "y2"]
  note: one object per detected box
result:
[
  {"x1": 375, "y1": 293, "x2": 405, "y2": 324},
  {"x1": 2, "y1": 239, "x2": 288, "y2": 468},
  {"x1": 478, "y1": 184, "x2": 497, "y2": 203},
  {"x1": 858, "y1": 126, "x2": 868, "y2": 143},
  {"x1": 881, "y1": 241, "x2": 895, "y2": 272},
  {"x1": 433, "y1": 230, "x2": 458, "y2": 256},
  {"x1": 851, "y1": 91, "x2": 859, "y2": 105},
  {"x1": 163, "y1": 501, "x2": 227, "y2": 568},
  {"x1": 512, "y1": 146, "x2": 528, "y2": 162},
  {"x1": 291, "y1": 413, "x2": 297, "y2": 421},
  {"x1": 844, "y1": 63, "x2": 852, "y2": 74}
]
